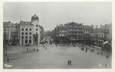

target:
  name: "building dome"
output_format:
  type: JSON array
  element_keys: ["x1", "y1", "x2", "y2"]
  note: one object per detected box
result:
[{"x1": 31, "y1": 14, "x2": 39, "y2": 21}]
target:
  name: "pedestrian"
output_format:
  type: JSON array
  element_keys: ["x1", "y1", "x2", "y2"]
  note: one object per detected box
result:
[
  {"x1": 69, "y1": 60, "x2": 72, "y2": 65},
  {"x1": 86, "y1": 47, "x2": 87, "y2": 52},
  {"x1": 37, "y1": 49, "x2": 39, "y2": 52},
  {"x1": 26, "y1": 48, "x2": 28, "y2": 52},
  {"x1": 68, "y1": 60, "x2": 72, "y2": 65},
  {"x1": 68, "y1": 60, "x2": 70, "y2": 65}
]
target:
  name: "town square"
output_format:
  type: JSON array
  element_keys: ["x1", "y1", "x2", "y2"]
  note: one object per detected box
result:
[{"x1": 3, "y1": 2, "x2": 112, "y2": 69}]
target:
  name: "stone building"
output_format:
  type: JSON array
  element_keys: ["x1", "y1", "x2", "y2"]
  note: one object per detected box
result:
[
  {"x1": 19, "y1": 21, "x2": 34, "y2": 46},
  {"x1": 82, "y1": 25, "x2": 93, "y2": 44},
  {"x1": 3, "y1": 14, "x2": 44, "y2": 46},
  {"x1": 90, "y1": 23, "x2": 112, "y2": 47},
  {"x1": 52, "y1": 22, "x2": 111, "y2": 47},
  {"x1": 64, "y1": 22, "x2": 83, "y2": 43},
  {"x1": 19, "y1": 14, "x2": 41, "y2": 46},
  {"x1": 90, "y1": 30, "x2": 105, "y2": 46},
  {"x1": 52, "y1": 22, "x2": 92, "y2": 44},
  {"x1": 3, "y1": 21, "x2": 18, "y2": 45},
  {"x1": 100, "y1": 23, "x2": 112, "y2": 41}
]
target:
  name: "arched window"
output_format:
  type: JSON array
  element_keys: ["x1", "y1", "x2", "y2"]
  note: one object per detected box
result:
[{"x1": 26, "y1": 28, "x2": 28, "y2": 31}]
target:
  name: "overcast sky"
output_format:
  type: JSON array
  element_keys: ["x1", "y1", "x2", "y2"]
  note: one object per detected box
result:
[{"x1": 4, "y1": 2, "x2": 112, "y2": 31}]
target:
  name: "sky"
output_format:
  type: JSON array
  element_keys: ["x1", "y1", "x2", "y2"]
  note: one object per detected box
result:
[{"x1": 4, "y1": 2, "x2": 112, "y2": 31}]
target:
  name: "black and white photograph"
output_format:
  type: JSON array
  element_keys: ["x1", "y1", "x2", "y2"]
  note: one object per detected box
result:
[{"x1": 3, "y1": 2, "x2": 112, "y2": 69}]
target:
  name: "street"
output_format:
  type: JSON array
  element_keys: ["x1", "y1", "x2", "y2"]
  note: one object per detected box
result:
[{"x1": 4, "y1": 44, "x2": 111, "y2": 69}]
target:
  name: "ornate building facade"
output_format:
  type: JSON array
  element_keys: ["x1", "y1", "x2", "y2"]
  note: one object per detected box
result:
[
  {"x1": 19, "y1": 21, "x2": 34, "y2": 46},
  {"x1": 52, "y1": 22, "x2": 93, "y2": 44},
  {"x1": 19, "y1": 14, "x2": 41, "y2": 46}
]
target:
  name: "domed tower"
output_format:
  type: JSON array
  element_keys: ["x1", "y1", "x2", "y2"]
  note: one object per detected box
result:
[
  {"x1": 31, "y1": 14, "x2": 40, "y2": 46},
  {"x1": 31, "y1": 14, "x2": 39, "y2": 22}
]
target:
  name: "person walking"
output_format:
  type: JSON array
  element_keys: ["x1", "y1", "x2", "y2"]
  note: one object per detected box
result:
[
  {"x1": 68, "y1": 60, "x2": 72, "y2": 65},
  {"x1": 68, "y1": 60, "x2": 70, "y2": 65},
  {"x1": 86, "y1": 47, "x2": 88, "y2": 52},
  {"x1": 69, "y1": 60, "x2": 72, "y2": 65},
  {"x1": 26, "y1": 48, "x2": 28, "y2": 52}
]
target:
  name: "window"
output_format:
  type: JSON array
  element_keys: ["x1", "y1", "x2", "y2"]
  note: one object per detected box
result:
[
  {"x1": 36, "y1": 29, "x2": 38, "y2": 31},
  {"x1": 25, "y1": 36, "x2": 28, "y2": 39},
  {"x1": 36, "y1": 25, "x2": 38, "y2": 27},
  {"x1": 25, "y1": 32, "x2": 28, "y2": 35},
  {"x1": 29, "y1": 36, "x2": 31, "y2": 39},
  {"x1": 22, "y1": 32, "x2": 24, "y2": 35},
  {"x1": 25, "y1": 40, "x2": 28, "y2": 43},
  {"x1": 29, "y1": 32, "x2": 32, "y2": 35},
  {"x1": 26, "y1": 28, "x2": 28, "y2": 31},
  {"x1": 29, "y1": 40, "x2": 31, "y2": 43},
  {"x1": 29, "y1": 28, "x2": 31, "y2": 31},
  {"x1": 22, "y1": 28, "x2": 24, "y2": 31}
]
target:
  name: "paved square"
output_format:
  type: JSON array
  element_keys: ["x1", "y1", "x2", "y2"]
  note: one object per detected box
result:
[{"x1": 4, "y1": 44, "x2": 111, "y2": 69}]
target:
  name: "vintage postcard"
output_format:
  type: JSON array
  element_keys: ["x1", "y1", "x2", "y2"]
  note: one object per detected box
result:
[{"x1": 1, "y1": 0, "x2": 113, "y2": 72}]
